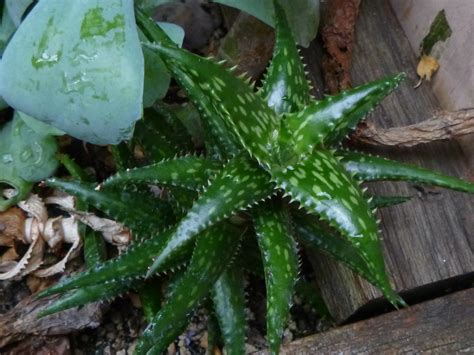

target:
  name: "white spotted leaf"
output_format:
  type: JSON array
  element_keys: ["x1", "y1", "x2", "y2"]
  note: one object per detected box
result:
[
  {"x1": 271, "y1": 148, "x2": 390, "y2": 294},
  {"x1": 254, "y1": 203, "x2": 299, "y2": 354},
  {"x1": 147, "y1": 153, "x2": 276, "y2": 275}
]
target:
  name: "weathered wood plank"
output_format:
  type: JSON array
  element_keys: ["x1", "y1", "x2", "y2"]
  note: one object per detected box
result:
[
  {"x1": 257, "y1": 288, "x2": 474, "y2": 354},
  {"x1": 302, "y1": 0, "x2": 474, "y2": 321}
]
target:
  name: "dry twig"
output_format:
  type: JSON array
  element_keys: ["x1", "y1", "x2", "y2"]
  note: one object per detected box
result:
[{"x1": 352, "y1": 108, "x2": 474, "y2": 147}]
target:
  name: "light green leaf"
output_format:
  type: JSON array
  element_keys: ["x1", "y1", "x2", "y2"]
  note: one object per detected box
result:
[
  {"x1": 0, "y1": 0, "x2": 144, "y2": 145},
  {"x1": 5, "y1": 0, "x2": 33, "y2": 27},
  {"x1": 17, "y1": 111, "x2": 65, "y2": 136},
  {"x1": 0, "y1": 4, "x2": 16, "y2": 54},
  {"x1": 213, "y1": 0, "x2": 319, "y2": 47},
  {"x1": 141, "y1": 22, "x2": 184, "y2": 107}
]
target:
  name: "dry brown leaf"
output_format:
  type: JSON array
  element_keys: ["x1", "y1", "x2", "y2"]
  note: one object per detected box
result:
[
  {"x1": 35, "y1": 218, "x2": 82, "y2": 278},
  {"x1": 0, "y1": 190, "x2": 130, "y2": 280},
  {"x1": 417, "y1": 55, "x2": 440, "y2": 81},
  {"x1": 0, "y1": 207, "x2": 25, "y2": 246}
]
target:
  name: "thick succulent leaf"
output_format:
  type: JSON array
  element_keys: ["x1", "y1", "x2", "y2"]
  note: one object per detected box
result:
[
  {"x1": 17, "y1": 111, "x2": 65, "y2": 136},
  {"x1": 8, "y1": 112, "x2": 58, "y2": 182},
  {"x1": 0, "y1": 113, "x2": 57, "y2": 211},
  {"x1": 213, "y1": 0, "x2": 319, "y2": 47},
  {"x1": 37, "y1": 227, "x2": 191, "y2": 298},
  {"x1": 147, "y1": 153, "x2": 275, "y2": 275},
  {"x1": 292, "y1": 212, "x2": 404, "y2": 306},
  {"x1": 170, "y1": 64, "x2": 241, "y2": 159},
  {"x1": 45, "y1": 179, "x2": 176, "y2": 235},
  {"x1": 271, "y1": 149, "x2": 395, "y2": 297},
  {"x1": 212, "y1": 265, "x2": 247, "y2": 355},
  {"x1": 102, "y1": 155, "x2": 223, "y2": 191},
  {"x1": 0, "y1": 0, "x2": 144, "y2": 144},
  {"x1": 0, "y1": 4, "x2": 16, "y2": 55},
  {"x1": 145, "y1": 42, "x2": 281, "y2": 167},
  {"x1": 369, "y1": 195, "x2": 412, "y2": 209},
  {"x1": 141, "y1": 22, "x2": 184, "y2": 107},
  {"x1": 5, "y1": 0, "x2": 33, "y2": 27},
  {"x1": 339, "y1": 150, "x2": 474, "y2": 194},
  {"x1": 260, "y1": 0, "x2": 311, "y2": 114},
  {"x1": 39, "y1": 280, "x2": 132, "y2": 318},
  {"x1": 135, "y1": 222, "x2": 243, "y2": 354},
  {"x1": 254, "y1": 203, "x2": 299, "y2": 354},
  {"x1": 136, "y1": 10, "x2": 239, "y2": 158},
  {"x1": 280, "y1": 74, "x2": 405, "y2": 158}
]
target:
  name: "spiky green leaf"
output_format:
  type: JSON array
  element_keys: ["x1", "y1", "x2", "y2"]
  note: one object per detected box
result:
[
  {"x1": 292, "y1": 212, "x2": 404, "y2": 306},
  {"x1": 39, "y1": 280, "x2": 131, "y2": 318},
  {"x1": 37, "y1": 227, "x2": 191, "y2": 298},
  {"x1": 135, "y1": 222, "x2": 243, "y2": 354},
  {"x1": 271, "y1": 149, "x2": 395, "y2": 298},
  {"x1": 339, "y1": 150, "x2": 474, "y2": 193},
  {"x1": 212, "y1": 265, "x2": 247, "y2": 355},
  {"x1": 260, "y1": 0, "x2": 311, "y2": 114},
  {"x1": 279, "y1": 74, "x2": 405, "y2": 159},
  {"x1": 254, "y1": 203, "x2": 298, "y2": 354},
  {"x1": 145, "y1": 42, "x2": 281, "y2": 167},
  {"x1": 147, "y1": 153, "x2": 275, "y2": 275},
  {"x1": 45, "y1": 179, "x2": 176, "y2": 236},
  {"x1": 102, "y1": 155, "x2": 222, "y2": 191}
]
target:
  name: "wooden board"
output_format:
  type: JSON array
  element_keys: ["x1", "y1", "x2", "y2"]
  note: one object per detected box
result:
[
  {"x1": 256, "y1": 288, "x2": 474, "y2": 354},
  {"x1": 301, "y1": 0, "x2": 474, "y2": 322}
]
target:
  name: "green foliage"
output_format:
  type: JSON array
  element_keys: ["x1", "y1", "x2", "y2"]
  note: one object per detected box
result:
[
  {"x1": 0, "y1": 112, "x2": 58, "y2": 211},
  {"x1": 17, "y1": 1, "x2": 474, "y2": 354}
]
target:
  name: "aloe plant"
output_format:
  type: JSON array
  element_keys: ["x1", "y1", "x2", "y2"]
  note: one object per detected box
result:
[{"x1": 33, "y1": 1, "x2": 474, "y2": 354}]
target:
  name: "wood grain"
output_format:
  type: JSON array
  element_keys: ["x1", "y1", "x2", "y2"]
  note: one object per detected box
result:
[
  {"x1": 301, "y1": 0, "x2": 474, "y2": 322},
  {"x1": 257, "y1": 288, "x2": 474, "y2": 354}
]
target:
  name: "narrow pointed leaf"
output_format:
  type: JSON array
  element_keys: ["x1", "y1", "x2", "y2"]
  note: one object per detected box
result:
[
  {"x1": 170, "y1": 64, "x2": 241, "y2": 159},
  {"x1": 339, "y1": 150, "x2": 474, "y2": 193},
  {"x1": 254, "y1": 203, "x2": 298, "y2": 354},
  {"x1": 45, "y1": 179, "x2": 176, "y2": 236},
  {"x1": 37, "y1": 227, "x2": 191, "y2": 298},
  {"x1": 145, "y1": 42, "x2": 281, "y2": 167},
  {"x1": 39, "y1": 280, "x2": 131, "y2": 318},
  {"x1": 148, "y1": 154, "x2": 275, "y2": 275},
  {"x1": 102, "y1": 155, "x2": 223, "y2": 191},
  {"x1": 136, "y1": 10, "x2": 241, "y2": 158},
  {"x1": 260, "y1": 0, "x2": 311, "y2": 114},
  {"x1": 292, "y1": 212, "x2": 404, "y2": 306},
  {"x1": 280, "y1": 74, "x2": 405, "y2": 157},
  {"x1": 0, "y1": 0, "x2": 144, "y2": 144},
  {"x1": 212, "y1": 265, "x2": 247, "y2": 355},
  {"x1": 135, "y1": 222, "x2": 243, "y2": 354},
  {"x1": 271, "y1": 149, "x2": 393, "y2": 298}
]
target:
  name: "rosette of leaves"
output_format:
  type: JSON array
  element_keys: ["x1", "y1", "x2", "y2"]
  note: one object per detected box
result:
[{"x1": 38, "y1": 2, "x2": 474, "y2": 354}]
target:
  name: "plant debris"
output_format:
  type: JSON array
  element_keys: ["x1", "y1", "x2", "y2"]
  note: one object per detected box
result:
[{"x1": 352, "y1": 108, "x2": 474, "y2": 147}]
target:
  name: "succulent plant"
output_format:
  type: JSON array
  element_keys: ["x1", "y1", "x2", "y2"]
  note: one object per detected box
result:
[{"x1": 38, "y1": 2, "x2": 474, "y2": 354}]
